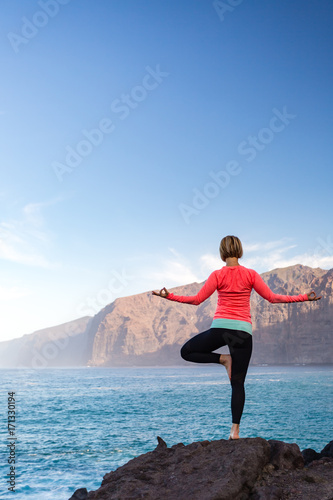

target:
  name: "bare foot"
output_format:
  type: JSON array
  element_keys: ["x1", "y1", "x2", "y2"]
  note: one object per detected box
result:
[
  {"x1": 219, "y1": 354, "x2": 232, "y2": 380},
  {"x1": 228, "y1": 432, "x2": 240, "y2": 440},
  {"x1": 229, "y1": 424, "x2": 240, "y2": 440}
]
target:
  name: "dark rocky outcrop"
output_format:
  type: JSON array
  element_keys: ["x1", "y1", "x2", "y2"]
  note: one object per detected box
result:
[
  {"x1": 69, "y1": 488, "x2": 88, "y2": 500},
  {"x1": 321, "y1": 440, "x2": 333, "y2": 458},
  {"x1": 301, "y1": 448, "x2": 322, "y2": 465},
  {"x1": 268, "y1": 439, "x2": 305, "y2": 470},
  {"x1": 251, "y1": 456, "x2": 333, "y2": 500},
  {"x1": 69, "y1": 437, "x2": 333, "y2": 500},
  {"x1": 302, "y1": 439, "x2": 333, "y2": 465}
]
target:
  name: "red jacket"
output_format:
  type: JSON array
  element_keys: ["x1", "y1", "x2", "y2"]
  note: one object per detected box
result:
[{"x1": 166, "y1": 265, "x2": 308, "y2": 324}]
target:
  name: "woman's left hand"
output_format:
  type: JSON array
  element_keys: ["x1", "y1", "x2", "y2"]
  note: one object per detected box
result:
[
  {"x1": 306, "y1": 290, "x2": 322, "y2": 301},
  {"x1": 152, "y1": 287, "x2": 169, "y2": 298}
]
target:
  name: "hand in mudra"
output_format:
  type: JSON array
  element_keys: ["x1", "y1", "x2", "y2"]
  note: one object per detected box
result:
[
  {"x1": 152, "y1": 287, "x2": 169, "y2": 298},
  {"x1": 307, "y1": 291, "x2": 322, "y2": 301}
]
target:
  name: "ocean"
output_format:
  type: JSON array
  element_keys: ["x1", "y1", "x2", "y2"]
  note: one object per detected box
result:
[{"x1": 0, "y1": 365, "x2": 332, "y2": 500}]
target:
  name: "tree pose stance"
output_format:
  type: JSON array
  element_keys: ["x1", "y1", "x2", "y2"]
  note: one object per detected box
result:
[{"x1": 152, "y1": 235, "x2": 321, "y2": 440}]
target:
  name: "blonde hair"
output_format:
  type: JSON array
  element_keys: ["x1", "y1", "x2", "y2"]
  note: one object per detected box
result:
[{"x1": 219, "y1": 235, "x2": 243, "y2": 262}]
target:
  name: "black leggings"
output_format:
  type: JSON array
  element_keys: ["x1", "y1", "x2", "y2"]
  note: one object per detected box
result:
[{"x1": 180, "y1": 328, "x2": 253, "y2": 425}]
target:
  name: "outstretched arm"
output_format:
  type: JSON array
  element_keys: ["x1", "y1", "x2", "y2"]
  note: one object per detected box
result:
[
  {"x1": 152, "y1": 271, "x2": 218, "y2": 306},
  {"x1": 252, "y1": 271, "x2": 322, "y2": 303}
]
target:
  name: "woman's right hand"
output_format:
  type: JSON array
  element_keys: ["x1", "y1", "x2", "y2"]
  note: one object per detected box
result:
[
  {"x1": 152, "y1": 287, "x2": 170, "y2": 298},
  {"x1": 307, "y1": 291, "x2": 322, "y2": 301}
]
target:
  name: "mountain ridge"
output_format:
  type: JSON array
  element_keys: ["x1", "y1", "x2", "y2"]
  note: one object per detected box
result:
[{"x1": 0, "y1": 264, "x2": 332, "y2": 368}]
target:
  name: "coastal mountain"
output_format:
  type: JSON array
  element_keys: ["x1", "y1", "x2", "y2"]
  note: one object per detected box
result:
[
  {"x1": 0, "y1": 316, "x2": 92, "y2": 368},
  {"x1": 0, "y1": 264, "x2": 332, "y2": 368}
]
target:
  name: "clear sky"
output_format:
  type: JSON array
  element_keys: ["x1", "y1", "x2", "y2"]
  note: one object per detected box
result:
[{"x1": 0, "y1": 0, "x2": 332, "y2": 341}]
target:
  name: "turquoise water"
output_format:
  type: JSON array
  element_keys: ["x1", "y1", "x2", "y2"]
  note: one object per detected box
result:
[{"x1": 0, "y1": 365, "x2": 332, "y2": 499}]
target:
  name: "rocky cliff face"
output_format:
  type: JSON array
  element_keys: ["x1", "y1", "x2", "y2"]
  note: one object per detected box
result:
[
  {"x1": 0, "y1": 264, "x2": 332, "y2": 368},
  {"x1": 250, "y1": 265, "x2": 333, "y2": 364},
  {"x1": 87, "y1": 281, "x2": 213, "y2": 367},
  {"x1": 0, "y1": 316, "x2": 92, "y2": 368},
  {"x1": 87, "y1": 264, "x2": 333, "y2": 367}
]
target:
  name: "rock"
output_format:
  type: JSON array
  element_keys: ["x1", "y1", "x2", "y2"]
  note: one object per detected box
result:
[
  {"x1": 250, "y1": 484, "x2": 283, "y2": 500},
  {"x1": 252, "y1": 440, "x2": 333, "y2": 499},
  {"x1": 268, "y1": 439, "x2": 304, "y2": 470},
  {"x1": 302, "y1": 448, "x2": 322, "y2": 465},
  {"x1": 321, "y1": 440, "x2": 333, "y2": 458},
  {"x1": 68, "y1": 488, "x2": 88, "y2": 500},
  {"x1": 86, "y1": 436, "x2": 271, "y2": 500},
  {"x1": 68, "y1": 438, "x2": 333, "y2": 500},
  {"x1": 156, "y1": 435, "x2": 167, "y2": 450},
  {"x1": 307, "y1": 456, "x2": 333, "y2": 467},
  {"x1": 301, "y1": 440, "x2": 333, "y2": 465},
  {"x1": 250, "y1": 460, "x2": 333, "y2": 500}
]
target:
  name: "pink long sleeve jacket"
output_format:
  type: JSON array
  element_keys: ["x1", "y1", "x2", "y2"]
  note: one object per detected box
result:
[{"x1": 165, "y1": 265, "x2": 308, "y2": 335}]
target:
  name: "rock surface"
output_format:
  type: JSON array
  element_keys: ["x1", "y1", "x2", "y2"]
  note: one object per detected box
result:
[
  {"x1": 302, "y1": 439, "x2": 333, "y2": 465},
  {"x1": 69, "y1": 488, "x2": 88, "y2": 500},
  {"x1": 69, "y1": 437, "x2": 333, "y2": 500},
  {"x1": 0, "y1": 264, "x2": 332, "y2": 367},
  {"x1": 251, "y1": 457, "x2": 333, "y2": 500}
]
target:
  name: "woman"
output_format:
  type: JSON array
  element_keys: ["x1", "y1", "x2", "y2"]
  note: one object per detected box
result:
[{"x1": 152, "y1": 235, "x2": 321, "y2": 440}]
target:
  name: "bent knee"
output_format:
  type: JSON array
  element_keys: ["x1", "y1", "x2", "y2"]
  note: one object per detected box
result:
[{"x1": 180, "y1": 344, "x2": 191, "y2": 361}]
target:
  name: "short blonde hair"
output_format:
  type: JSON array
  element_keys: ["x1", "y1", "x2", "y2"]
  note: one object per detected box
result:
[{"x1": 219, "y1": 235, "x2": 243, "y2": 262}]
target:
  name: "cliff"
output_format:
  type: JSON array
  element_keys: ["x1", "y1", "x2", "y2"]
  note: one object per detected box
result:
[
  {"x1": 68, "y1": 436, "x2": 333, "y2": 500},
  {"x1": 0, "y1": 316, "x2": 92, "y2": 368},
  {"x1": 250, "y1": 265, "x2": 333, "y2": 364},
  {"x1": 0, "y1": 264, "x2": 332, "y2": 368},
  {"x1": 86, "y1": 264, "x2": 333, "y2": 367}
]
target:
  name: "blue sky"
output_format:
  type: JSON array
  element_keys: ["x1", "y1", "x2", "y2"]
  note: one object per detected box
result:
[{"x1": 0, "y1": 0, "x2": 332, "y2": 341}]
